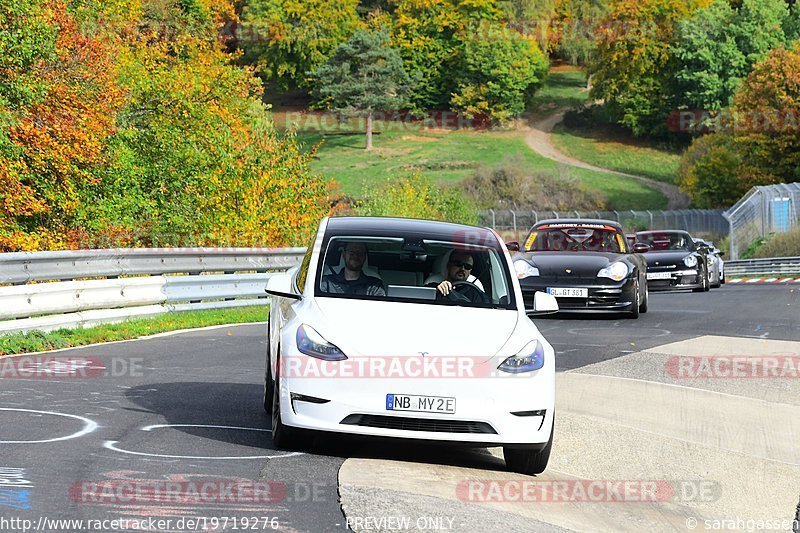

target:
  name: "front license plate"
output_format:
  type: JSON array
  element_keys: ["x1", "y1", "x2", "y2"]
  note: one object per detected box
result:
[
  {"x1": 647, "y1": 272, "x2": 672, "y2": 280},
  {"x1": 547, "y1": 287, "x2": 588, "y2": 298},
  {"x1": 386, "y1": 394, "x2": 456, "y2": 414}
]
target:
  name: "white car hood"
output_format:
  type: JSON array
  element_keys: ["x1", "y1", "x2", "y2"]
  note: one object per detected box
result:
[{"x1": 313, "y1": 298, "x2": 519, "y2": 359}]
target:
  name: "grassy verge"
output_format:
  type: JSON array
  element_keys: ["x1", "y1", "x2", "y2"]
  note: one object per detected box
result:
[
  {"x1": 300, "y1": 130, "x2": 667, "y2": 209},
  {"x1": 0, "y1": 306, "x2": 267, "y2": 356},
  {"x1": 551, "y1": 123, "x2": 683, "y2": 184}
]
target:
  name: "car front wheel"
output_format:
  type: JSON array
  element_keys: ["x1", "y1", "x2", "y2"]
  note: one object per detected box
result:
[
  {"x1": 271, "y1": 352, "x2": 299, "y2": 449},
  {"x1": 628, "y1": 282, "x2": 640, "y2": 319},
  {"x1": 639, "y1": 282, "x2": 649, "y2": 313},
  {"x1": 504, "y1": 415, "x2": 554, "y2": 476}
]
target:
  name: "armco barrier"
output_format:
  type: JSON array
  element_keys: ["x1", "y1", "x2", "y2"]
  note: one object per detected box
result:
[
  {"x1": 724, "y1": 257, "x2": 800, "y2": 278},
  {"x1": 0, "y1": 248, "x2": 303, "y2": 335}
]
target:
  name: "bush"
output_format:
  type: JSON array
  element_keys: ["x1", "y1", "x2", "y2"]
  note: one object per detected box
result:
[
  {"x1": 356, "y1": 173, "x2": 478, "y2": 225},
  {"x1": 461, "y1": 157, "x2": 607, "y2": 211},
  {"x1": 678, "y1": 134, "x2": 744, "y2": 208},
  {"x1": 752, "y1": 227, "x2": 800, "y2": 259}
]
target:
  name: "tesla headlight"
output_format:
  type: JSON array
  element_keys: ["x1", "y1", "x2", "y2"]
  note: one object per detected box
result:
[
  {"x1": 296, "y1": 325, "x2": 347, "y2": 361},
  {"x1": 514, "y1": 260, "x2": 540, "y2": 279},
  {"x1": 683, "y1": 255, "x2": 698, "y2": 268},
  {"x1": 498, "y1": 340, "x2": 545, "y2": 373},
  {"x1": 597, "y1": 261, "x2": 629, "y2": 282}
]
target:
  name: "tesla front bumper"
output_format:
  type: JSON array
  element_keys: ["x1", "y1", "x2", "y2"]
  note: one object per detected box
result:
[{"x1": 277, "y1": 359, "x2": 554, "y2": 447}]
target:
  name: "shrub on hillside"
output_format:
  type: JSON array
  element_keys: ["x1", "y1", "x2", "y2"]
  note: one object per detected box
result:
[
  {"x1": 678, "y1": 134, "x2": 744, "y2": 208},
  {"x1": 356, "y1": 174, "x2": 478, "y2": 225},
  {"x1": 753, "y1": 227, "x2": 800, "y2": 259},
  {"x1": 461, "y1": 158, "x2": 607, "y2": 211}
]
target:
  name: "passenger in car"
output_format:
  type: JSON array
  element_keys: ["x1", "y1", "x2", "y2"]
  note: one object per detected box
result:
[{"x1": 320, "y1": 242, "x2": 385, "y2": 296}]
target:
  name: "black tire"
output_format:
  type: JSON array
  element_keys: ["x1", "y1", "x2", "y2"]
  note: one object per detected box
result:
[
  {"x1": 628, "y1": 282, "x2": 640, "y2": 319},
  {"x1": 703, "y1": 264, "x2": 711, "y2": 292},
  {"x1": 639, "y1": 281, "x2": 649, "y2": 313},
  {"x1": 504, "y1": 415, "x2": 554, "y2": 476},
  {"x1": 264, "y1": 325, "x2": 273, "y2": 413},
  {"x1": 692, "y1": 265, "x2": 708, "y2": 293},
  {"x1": 271, "y1": 352, "x2": 299, "y2": 449}
]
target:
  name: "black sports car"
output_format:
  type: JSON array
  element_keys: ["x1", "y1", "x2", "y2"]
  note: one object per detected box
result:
[
  {"x1": 510, "y1": 219, "x2": 649, "y2": 318},
  {"x1": 636, "y1": 230, "x2": 709, "y2": 292}
]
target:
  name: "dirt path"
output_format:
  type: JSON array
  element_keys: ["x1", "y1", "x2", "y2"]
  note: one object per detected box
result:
[{"x1": 525, "y1": 111, "x2": 690, "y2": 209}]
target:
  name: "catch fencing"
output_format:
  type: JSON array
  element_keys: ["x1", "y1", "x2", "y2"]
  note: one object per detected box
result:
[
  {"x1": 0, "y1": 248, "x2": 304, "y2": 335},
  {"x1": 723, "y1": 183, "x2": 800, "y2": 260},
  {"x1": 480, "y1": 209, "x2": 727, "y2": 243}
]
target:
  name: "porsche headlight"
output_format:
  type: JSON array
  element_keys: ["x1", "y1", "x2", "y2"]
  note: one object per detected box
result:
[
  {"x1": 597, "y1": 261, "x2": 629, "y2": 282},
  {"x1": 498, "y1": 340, "x2": 545, "y2": 373},
  {"x1": 683, "y1": 255, "x2": 698, "y2": 268},
  {"x1": 296, "y1": 325, "x2": 347, "y2": 361},
  {"x1": 514, "y1": 260, "x2": 540, "y2": 279}
]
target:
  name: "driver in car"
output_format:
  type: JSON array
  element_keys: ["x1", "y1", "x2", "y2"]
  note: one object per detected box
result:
[{"x1": 435, "y1": 252, "x2": 487, "y2": 303}]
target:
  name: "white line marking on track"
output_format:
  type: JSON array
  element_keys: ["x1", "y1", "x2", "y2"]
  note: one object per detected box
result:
[
  {"x1": 103, "y1": 423, "x2": 304, "y2": 460},
  {"x1": 0, "y1": 408, "x2": 98, "y2": 444},
  {"x1": 103, "y1": 440, "x2": 303, "y2": 460}
]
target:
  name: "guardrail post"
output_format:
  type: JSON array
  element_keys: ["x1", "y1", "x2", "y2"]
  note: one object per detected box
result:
[{"x1": 489, "y1": 209, "x2": 496, "y2": 229}]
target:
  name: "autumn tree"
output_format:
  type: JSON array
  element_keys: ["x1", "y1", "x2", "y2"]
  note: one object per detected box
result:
[
  {"x1": 0, "y1": 0, "x2": 123, "y2": 251},
  {"x1": 389, "y1": 0, "x2": 500, "y2": 109},
  {"x1": 451, "y1": 24, "x2": 549, "y2": 123},
  {"x1": 589, "y1": 0, "x2": 712, "y2": 136},
  {"x1": 311, "y1": 29, "x2": 414, "y2": 150},
  {"x1": 730, "y1": 42, "x2": 800, "y2": 186},
  {"x1": 239, "y1": 0, "x2": 360, "y2": 90}
]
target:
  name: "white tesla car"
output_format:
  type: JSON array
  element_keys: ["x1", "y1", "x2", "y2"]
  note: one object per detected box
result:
[{"x1": 264, "y1": 217, "x2": 558, "y2": 475}]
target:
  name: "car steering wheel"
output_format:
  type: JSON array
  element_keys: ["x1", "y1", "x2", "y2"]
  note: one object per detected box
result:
[{"x1": 451, "y1": 281, "x2": 491, "y2": 304}]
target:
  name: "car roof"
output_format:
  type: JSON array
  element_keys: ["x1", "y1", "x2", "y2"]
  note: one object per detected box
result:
[
  {"x1": 324, "y1": 216, "x2": 497, "y2": 242},
  {"x1": 637, "y1": 230, "x2": 691, "y2": 236},
  {"x1": 533, "y1": 218, "x2": 623, "y2": 229}
]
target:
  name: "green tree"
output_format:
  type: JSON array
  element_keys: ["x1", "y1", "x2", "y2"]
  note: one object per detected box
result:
[
  {"x1": 551, "y1": 0, "x2": 610, "y2": 66},
  {"x1": 389, "y1": 0, "x2": 500, "y2": 109},
  {"x1": 678, "y1": 134, "x2": 743, "y2": 207},
  {"x1": 240, "y1": 0, "x2": 360, "y2": 90},
  {"x1": 589, "y1": 0, "x2": 712, "y2": 136},
  {"x1": 450, "y1": 24, "x2": 549, "y2": 123},
  {"x1": 730, "y1": 41, "x2": 800, "y2": 186},
  {"x1": 311, "y1": 29, "x2": 414, "y2": 150}
]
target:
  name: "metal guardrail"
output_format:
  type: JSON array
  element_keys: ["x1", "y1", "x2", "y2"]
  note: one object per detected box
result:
[
  {"x1": 0, "y1": 248, "x2": 303, "y2": 335},
  {"x1": 724, "y1": 257, "x2": 800, "y2": 278}
]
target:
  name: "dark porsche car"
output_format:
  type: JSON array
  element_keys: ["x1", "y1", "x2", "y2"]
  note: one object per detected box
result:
[
  {"x1": 510, "y1": 220, "x2": 649, "y2": 318},
  {"x1": 636, "y1": 230, "x2": 709, "y2": 292}
]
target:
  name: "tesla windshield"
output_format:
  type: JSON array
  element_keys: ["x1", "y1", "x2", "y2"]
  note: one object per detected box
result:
[
  {"x1": 524, "y1": 224, "x2": 627, "y2": 253},
  {"x1": 637, "y1": 232, "x2": 695, "y2": 252},
  {"x1": 315, "y1": 236, "x2": 516, "y2": 309}
]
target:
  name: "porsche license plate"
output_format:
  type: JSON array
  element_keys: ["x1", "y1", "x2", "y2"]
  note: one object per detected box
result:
[
  {"x1": 386, "y1": 394, "x2": 456, "y2": 414},
  {"x1": 647, "y1": 272, "x2": 672, "y2": 280},
  {"x1": 547, "y1": 287, "x2": 588, "y2": 298}
]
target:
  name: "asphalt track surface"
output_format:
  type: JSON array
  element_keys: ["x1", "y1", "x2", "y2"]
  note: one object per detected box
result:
[{"x1": 0, "y1": 284, "x2": 798, "y2": 532}]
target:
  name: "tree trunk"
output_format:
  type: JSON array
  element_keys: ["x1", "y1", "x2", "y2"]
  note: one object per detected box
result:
[{"x1": 365, "y1": 111, "x2": 373, "y2": 150}]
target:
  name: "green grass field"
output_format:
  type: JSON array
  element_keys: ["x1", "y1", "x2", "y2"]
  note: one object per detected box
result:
[
  {"x1": 274, "y1": 65, "x2": 668, "y2": 210},
  {"x1": 529, "y1": 67, "x2": 590, "y2": 114},
  {"x1": 0, "y1": 306, "x2": 267, "y2": 355},
  {"x1": 551, "y1": 124, "x2": 683, "y2": 184},
  {"x1": 298, "y1": 130, "x2": 667, "y2": 209}
]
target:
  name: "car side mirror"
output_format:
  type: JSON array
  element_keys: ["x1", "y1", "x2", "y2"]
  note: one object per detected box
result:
[
  {"x1": 633, "y1": 243, "x2": 650, "y2": 253},
  {"x1": 265, "y1": 273, "x2": 302, "y2": 300},
  {"x1": 526, "y1": 292, "x2": 559, "y2": 317},
  {"x1": 506, "y1": 241, "x2": 521, "y2": 252}
]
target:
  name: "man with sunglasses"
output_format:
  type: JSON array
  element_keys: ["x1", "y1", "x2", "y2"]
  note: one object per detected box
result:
[{"x1": 435, "y1": 252, "x2": 488, "y2": 303}]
